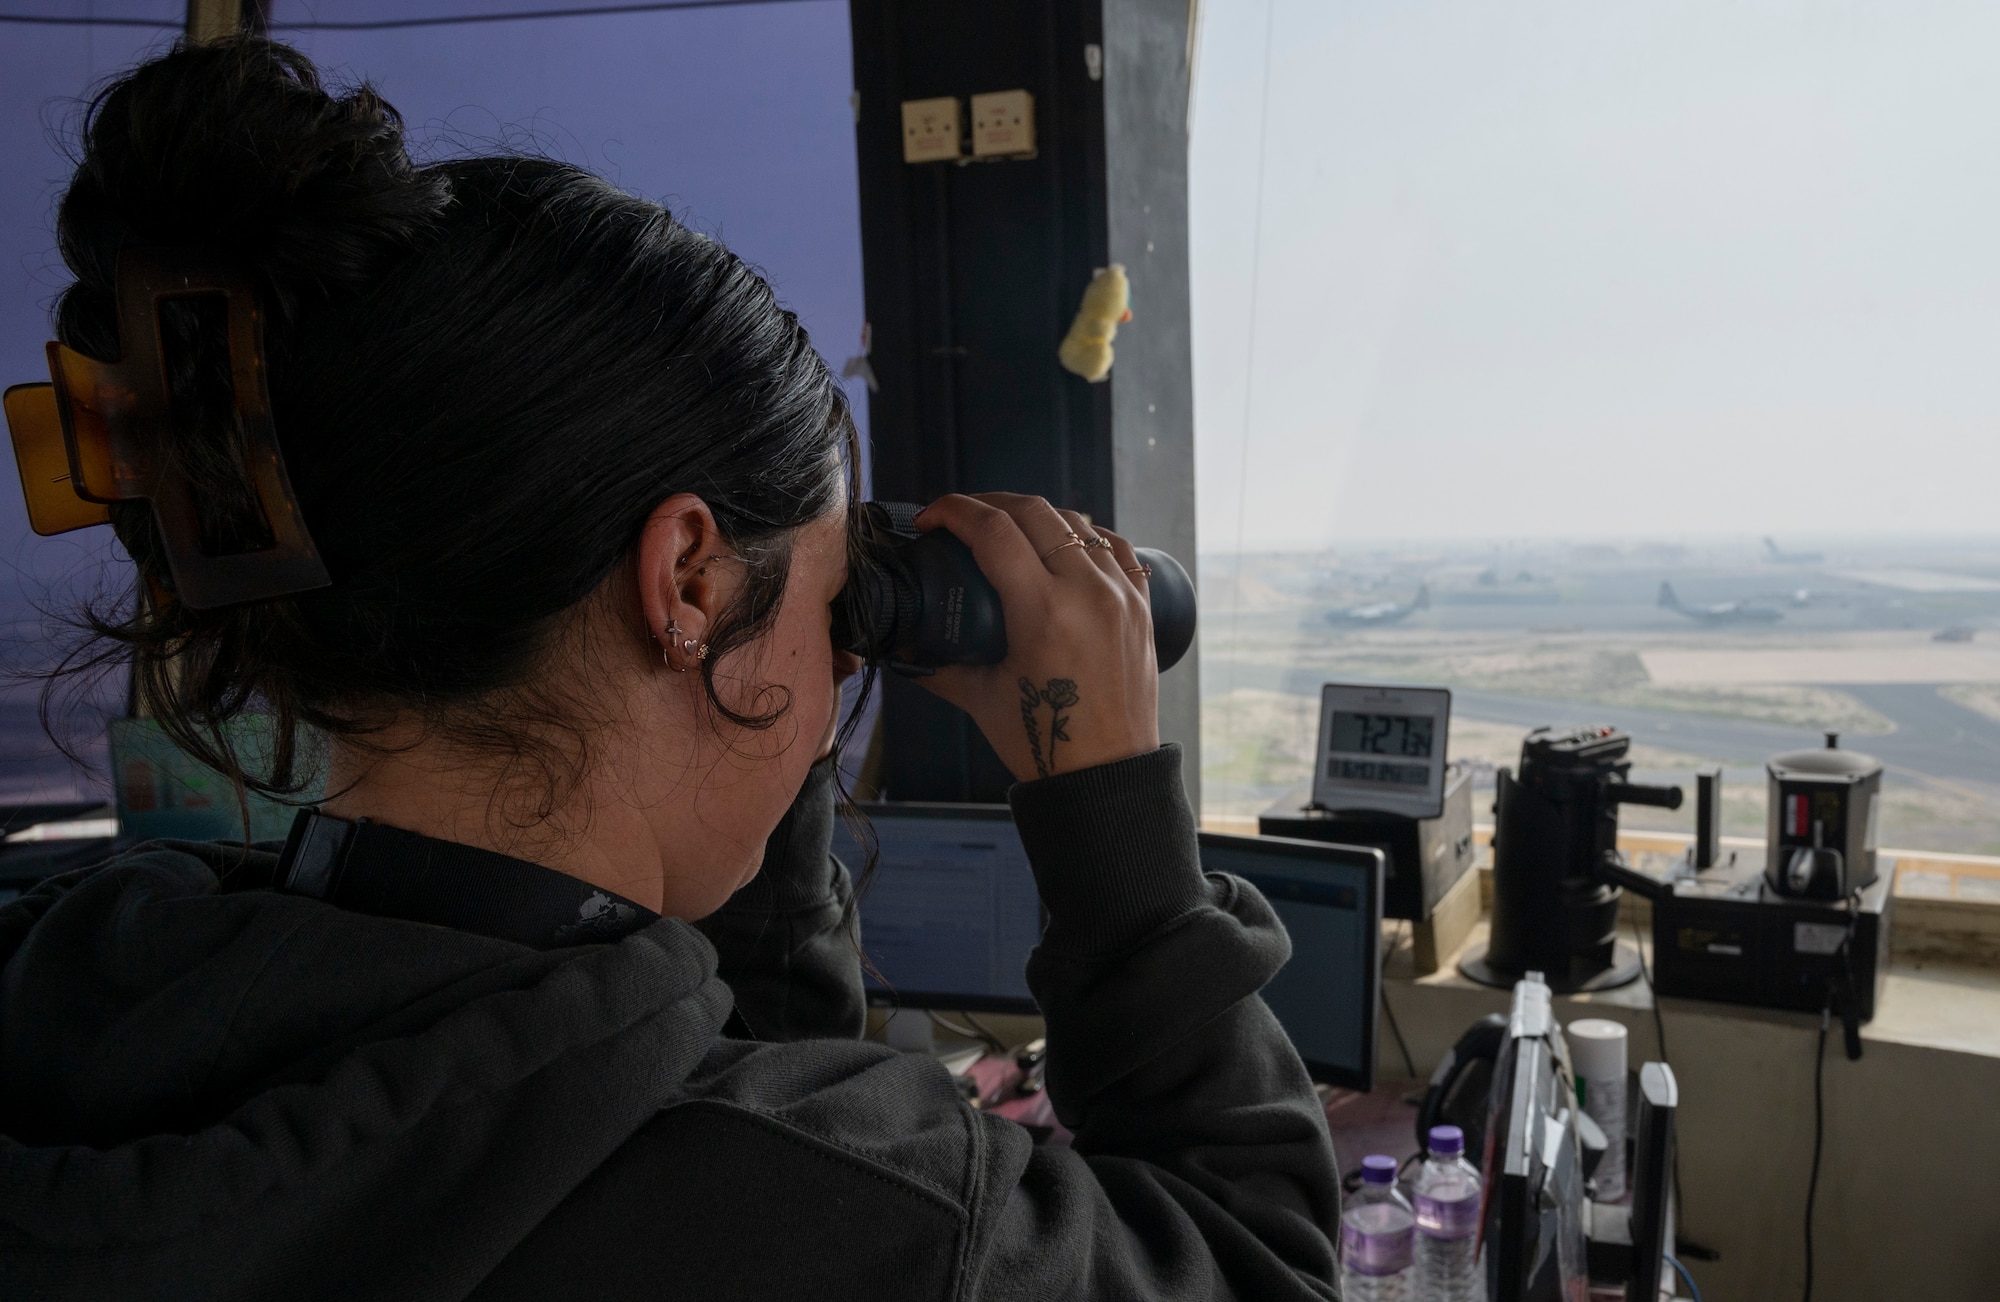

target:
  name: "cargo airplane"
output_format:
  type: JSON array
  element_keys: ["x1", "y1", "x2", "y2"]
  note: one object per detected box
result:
[
  {"x1": 1657, "y1": 581, "x2": 1782, "y2": 625},
  {"x1": 1326, "y1": 585, "x2": 1431, "y2": 627}
]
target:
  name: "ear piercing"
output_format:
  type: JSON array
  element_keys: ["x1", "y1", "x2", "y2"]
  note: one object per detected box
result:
[{"x1": 661, "y1": 618, "x2": 710, "y2": 671}]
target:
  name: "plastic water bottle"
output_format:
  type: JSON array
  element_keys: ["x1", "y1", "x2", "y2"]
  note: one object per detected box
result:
[
  {"x1": 1341, "y1": 1154, "x2": 1416, "y2": 1302},
  {"x1": 1412, "y1": 1125, "x2": 1484, "y2": 1302}
]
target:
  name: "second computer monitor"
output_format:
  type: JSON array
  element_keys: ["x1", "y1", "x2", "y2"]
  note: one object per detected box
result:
[
  {"x1": 838, "y1": 806, "x2": 1384, "y2": 1089},
  {"x1": 1197, "y1": 831, "x2": 1383, "y2": 1091}
]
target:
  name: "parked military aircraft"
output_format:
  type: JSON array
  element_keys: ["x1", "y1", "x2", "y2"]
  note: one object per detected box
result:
[
  {"x1": 1326, "y1": 584, "x2": 1431, "y2": 627},
  {"x1": 1658, "y1": 581, "x2": 1782, "y2": 625}
]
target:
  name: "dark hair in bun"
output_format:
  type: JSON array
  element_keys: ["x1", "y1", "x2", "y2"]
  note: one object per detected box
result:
[{"x1": 44, "y1": 38, "x2": 853, "y2": 811}]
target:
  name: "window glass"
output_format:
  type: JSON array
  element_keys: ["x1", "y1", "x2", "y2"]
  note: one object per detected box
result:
[{"x1": 1192, "y1": 1, "x2": 2000, "y2": 855}]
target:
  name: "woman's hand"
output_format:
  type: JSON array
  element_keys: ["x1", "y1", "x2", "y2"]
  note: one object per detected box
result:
[{"x1": 912, "y1": 493, "x2": 1159, "y2": 782}]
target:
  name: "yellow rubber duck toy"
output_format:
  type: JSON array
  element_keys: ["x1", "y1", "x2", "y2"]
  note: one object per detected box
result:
[{"x1": 1057, "y1": 264, "x2": 1132, "y2": 383}]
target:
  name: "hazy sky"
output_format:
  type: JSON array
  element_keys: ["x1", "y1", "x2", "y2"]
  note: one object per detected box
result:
[{"x1": 1189, "y1": 1, "x2": 2000, "y2": 550}]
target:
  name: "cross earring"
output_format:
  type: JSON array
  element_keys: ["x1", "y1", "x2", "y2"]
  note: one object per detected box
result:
[{"x1": 661, "y1": 619, "x2": 709, "y2": 672}]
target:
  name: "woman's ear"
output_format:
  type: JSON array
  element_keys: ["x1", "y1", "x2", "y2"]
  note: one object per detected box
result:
[{"x1": 636, "y1": 494, "x2": 733, "y2": 669}]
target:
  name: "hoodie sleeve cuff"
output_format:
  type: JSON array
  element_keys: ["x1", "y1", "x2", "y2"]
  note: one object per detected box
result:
[{"x1": 1006, "y1": 743, "x2": 1207, "y2": 956}]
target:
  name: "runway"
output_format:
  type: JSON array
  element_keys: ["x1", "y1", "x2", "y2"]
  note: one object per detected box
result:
[
  {"x1": 1841, "y1": 684, "x2": 2000, "y2": 786},
  {"x1": 1206, "y1": 660, "x2": 2000, "y2": 786}
]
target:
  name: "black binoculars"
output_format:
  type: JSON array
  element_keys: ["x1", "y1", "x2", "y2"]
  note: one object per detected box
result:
[{"x1": 832, "y1": 501, "x2": 1196, "y2": 674}]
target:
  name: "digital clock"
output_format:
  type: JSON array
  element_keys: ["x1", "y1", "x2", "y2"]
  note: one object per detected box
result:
[{"x1": 1311, "y1": 684, "x2": 1453, "y2": 819}]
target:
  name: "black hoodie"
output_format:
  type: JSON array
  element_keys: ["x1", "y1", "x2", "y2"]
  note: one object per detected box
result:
[{"x1": 0, "y1": 745, "x2": 1343, "y2": 1299}]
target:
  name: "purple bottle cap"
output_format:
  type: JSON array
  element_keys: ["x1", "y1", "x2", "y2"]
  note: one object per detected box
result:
[
  {"x1": 1428, "y1": 1125, "x2": 1465, "y2": 1156},
  {"x1": 1361, "y1": 1154, "x2": 1399, "y2": 1184}
]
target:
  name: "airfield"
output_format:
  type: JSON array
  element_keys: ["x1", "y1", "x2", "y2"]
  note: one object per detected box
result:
[
  {"x1": 1200, "y1": 537, "x2": 2000, "y2": 855},
  {"x1": 0, "y1": 534, "x2": 1994, "y2": 855}
]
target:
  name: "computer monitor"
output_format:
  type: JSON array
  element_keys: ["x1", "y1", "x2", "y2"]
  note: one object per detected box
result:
[
  {"x1": 1196, "y1": 831, "x2": 1383, "y2": 1091},
  {"x1": 836, "y1": 803, "x2": 1042, "y2": 1014},
  {"x1": 839, "y1": 807, "x2": 1385, "y2": 1090}
]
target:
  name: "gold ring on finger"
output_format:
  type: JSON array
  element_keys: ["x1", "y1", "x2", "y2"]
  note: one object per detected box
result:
[
  {"x1": 1040, "y1": 533, "x2": 1086, "y2": 562},
  {"x1": 1084, "y1": 536, "x2": 1114, "y2": 551},
  {"x1": 1124, "y1": 564, "x2": 1153, "y2": 578}
]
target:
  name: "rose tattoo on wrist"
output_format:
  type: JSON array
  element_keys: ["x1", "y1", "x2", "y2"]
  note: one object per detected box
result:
[{"x1": 1018, "y1": 677, "x2": 1080, "y2": 779}]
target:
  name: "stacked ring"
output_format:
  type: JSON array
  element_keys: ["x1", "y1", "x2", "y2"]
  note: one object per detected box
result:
[
  {"x1": 1124, "y1": 564, "x2": 1153, "y2": 578},
  {"x1": 1084, "y1": 536, "x2": 1113, "y2": 551},
  {"x1": 1040, "y1": 533, "x2": 1086, "y2": 562}
]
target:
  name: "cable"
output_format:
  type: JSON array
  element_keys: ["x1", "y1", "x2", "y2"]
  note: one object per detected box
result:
[
  {"x1": 1803, "y1": 1003, "x2": 1828, "y2": 1302},
  {"x1": 0, "y1": 12, "x2": 168, "y2": 24},
  {"x1": 1217, "y1": 0, "x2": 1279, "y2": 770},
  {"x1": 956, "y1": 1011, "x2": 1015, "y2": 1057},
  {"x1": 1665, "y1": 1253, "x2": 1704, "y2": 1302},
  {"x1": 926, "y1": 1011, "x2": 1007, "y2": 1057},
  {"x1": 1380, "y1": 917, "x2": 1417, "y2": 1079},
  {"x1": 0, "y1": 1, "x2": 808, "y2": 31},
  {"x1": 1631, "y1": 912, "x2": 1670, "y2": 1067},
  {"x1": 1802, "y1": 896, "x2": 1859, "y2": 1302},
  {"x1": 285, "y1": 0, "x2": 815, "y2": 31}
]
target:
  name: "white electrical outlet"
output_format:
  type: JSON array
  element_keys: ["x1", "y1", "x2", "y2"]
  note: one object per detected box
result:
[
  {"x1": 970, "y1": 89, "x2": 1035, "y2": 159},
  {"x1": 900, "y1": 97, "x2": 962, "y2": 164}
]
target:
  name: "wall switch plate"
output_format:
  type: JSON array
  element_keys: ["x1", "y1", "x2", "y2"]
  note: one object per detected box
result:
[
  {"x1": 900, "y1": 97, "x2": 962, "y2": 163},
  {"x1": 970, "y1": 89, "x2": 1035, "y2": 158}
]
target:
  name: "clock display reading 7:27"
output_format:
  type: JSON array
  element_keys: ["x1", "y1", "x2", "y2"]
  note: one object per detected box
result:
[{"x1": 1329, "y1": 711, "x2": 1435, "y2": 759}]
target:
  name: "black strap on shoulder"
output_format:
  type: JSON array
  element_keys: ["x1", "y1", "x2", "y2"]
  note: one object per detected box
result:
[{"x1": 274, "y1": 809, "x2": 659, "y2": 950}]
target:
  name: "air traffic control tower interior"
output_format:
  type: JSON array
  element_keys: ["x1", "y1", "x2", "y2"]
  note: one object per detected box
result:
[{"x1": 1, "y1": 3, "x2": 1998, "y2": 1301}]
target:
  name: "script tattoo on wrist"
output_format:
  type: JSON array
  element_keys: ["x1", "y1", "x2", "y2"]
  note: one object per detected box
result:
[{"x1": 1018, "y1": 677, "x2": 1080, "y2": 779}]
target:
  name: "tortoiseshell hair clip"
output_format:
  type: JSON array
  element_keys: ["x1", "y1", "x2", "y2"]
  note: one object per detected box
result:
[{"x1": 2, "y1": 248, "x2": 330, "y2": 610}]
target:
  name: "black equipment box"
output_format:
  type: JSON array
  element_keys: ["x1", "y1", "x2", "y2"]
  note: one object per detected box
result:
[
  {"x1": 1467, "y1": 725, "x2": 1682, "y2": 993},
  {"x1": 1650, "y1": 848, "x2": 1894, "y2": 1021},
  {"x1": 1260, "y1": 765, "x2": 1476, "y2": 922}
]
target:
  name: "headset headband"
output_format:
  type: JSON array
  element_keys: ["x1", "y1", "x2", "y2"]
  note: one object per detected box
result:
[{"x1": 2, "y1": 248, "x2": 330, "y2": 609}]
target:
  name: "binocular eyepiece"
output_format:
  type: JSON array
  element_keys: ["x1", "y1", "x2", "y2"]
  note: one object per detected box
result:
[{"x1": 832, "y1": 502, "x2": 1197, "y2": 674}]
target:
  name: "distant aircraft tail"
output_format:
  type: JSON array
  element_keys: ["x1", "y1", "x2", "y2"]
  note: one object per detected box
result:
[
  {"x1": 1657, "y1": 581, "x2": 1681, "y2": 610},
  {"x1": 1764, "y1": 537, "x2": 1781, "y2": 559},
  {"x1": 1413, "y1": 584, "x2": 1432, "y2": 611}
]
